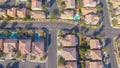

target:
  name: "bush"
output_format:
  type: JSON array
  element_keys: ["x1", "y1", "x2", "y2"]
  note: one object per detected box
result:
[
  {"x1": 108, "y1": 2, "x2": 113, "y2": 7},
  {"x1": 31, "y1": 55, "x2": 36, "y2": 60},
  {"x1": 3, "y1": 18, "x2": 11, "y2": 22},
  {"x1": 58, "y1": 57, "x2": 65, "y2": 65},
  {"x1": 57, "y1": 45, "x2": 62, "y2": 50},
  {"x1": 112, "y1": 19, "x2": 118, "y2": 26},
  {"x1": 16, "y1": 52, "x2": 21, "y2": 58},
  {"x1": 96, "y1": 5, "x2": 103, "y2": 11},
  {"x1": 40, "y1": 56, "x2": 46, "y2": 60},
  {"x1": 79, "y1": 48, "x2": 85, "y2": 58}
]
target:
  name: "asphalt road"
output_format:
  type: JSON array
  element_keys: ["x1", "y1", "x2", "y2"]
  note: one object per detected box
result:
[{"x1": 0, "y1": 0, "x2": 119, "y2": 68}]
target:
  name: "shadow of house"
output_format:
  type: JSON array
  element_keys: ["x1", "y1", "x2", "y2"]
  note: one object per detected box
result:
[
  {"x1": 0, "y1": 64, "x2": 4, "y2": 68},
  {"x1": 6, "y1": 62, "x2": 12, "y2": 68},
  {"x1": 12, "y1": 22, "x2": 18, "y2": 29},
  {"x1": 41, "y1": 27, "x2": 50, "y2": 52},
  {"x1": 0, "y1": 22, "x2": 8, "y2": 29},
  {"x1": 25, "y1": 23, "x2": 33, "y2": 29},
  {"x1": 49, "y1": 0, "x2": 55, "y2": 7},
  {"x1": 11, "y1": 61, "x2": 19, "y2": 68},
  {"x1": 35, "y1": 64, "x2": 41, "y2": 68},
  {"x1": 71, "y1": 26, "x2": 80, "y2": 34},
  {"x1": 104, "y1": 38, "x2": 111, "y2": 47}
]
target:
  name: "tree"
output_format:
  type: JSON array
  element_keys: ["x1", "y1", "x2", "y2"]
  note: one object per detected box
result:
[
  {"x1": 96, "y1": 34, "x2": 102, "y2": 39},
  {"x1": 79, "y1": 48, "x2": 85, "y2": 58},
  {"x1": 77, "y1": 0, "x2": 83, "y2": 9},
  {"x1": 21, "y1": 27, "x2": 27, "y2": 34},
  {"x1": 102, "y1": 47, "x2": 109, "y2": 52},
  {"x1": 3, "y1": 18, "x2": 11, "y2": 22},
  {"x1": 108, "y1": 2, "x2": 113, "y2": 7},
  {"x1": 58, "y1": 57, "x2": 65, "y2": 65},
  {"x1": 60, "y1": 1, "x2": 66, "y2": 12},
  {"x1": 42, "y1": 5, "x2": 48, "y2": 11},
  {"x1": 96, "y1": 5, "x2": 103, "y2": 12},
  {"x1": 112, "y1": 19, "x2": 118, "y2": 26},
  {"x1": 50, "y1": 13, "x2": 57, "y2": 20},
  {"x1": 16, "y1": 52, "x2": 21, "y2": 58},
  {"x1": 58, "y1": 30, "x2": 63, "y2": 37}
]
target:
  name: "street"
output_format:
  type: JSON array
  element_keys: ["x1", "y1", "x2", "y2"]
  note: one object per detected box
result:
[{"x1": 0, "y1": 0, "x2": 119, "y2": 68}]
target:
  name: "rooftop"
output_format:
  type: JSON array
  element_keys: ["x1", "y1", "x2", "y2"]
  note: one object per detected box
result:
[
  {"x1": 60, "y1": 47, "x2": 76, "y2": 61},
  {"x1": 59, "y1": 34, "x2": 76, "y2": 47}
]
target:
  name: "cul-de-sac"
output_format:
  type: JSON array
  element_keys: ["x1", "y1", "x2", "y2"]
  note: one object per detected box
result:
[{"x1": 0, "y1": 0, "x2": 119, "y2": 68}]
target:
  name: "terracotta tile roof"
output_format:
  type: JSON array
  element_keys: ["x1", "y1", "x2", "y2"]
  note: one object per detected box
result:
[
  {"x1": 17, "y1": 8, "x2": 27, "y2": 18},
  {"x1": 90, "y1": 50, "x2": 102, "y2": 60},
  {"x1": 59, "y1": 61, "x2": 77, "y2": 68},
  {"x1": 31, "y1": 0, "x2": 42, "y2": 10},
  {"x1": 83, "y1": 0, "x2": 97, "y2": 7},
  {"x1": 3, "y1": 39, "x2": 17, "y2": 54},
  {"x1": 7, "y1": 7, "x2": 17, "y2": 18},
  {"x1": 32, "y1": 39, "x2": 45, "y2": 56},
  {"x1": 85, "y1": 13, "x2": 99, "y2": 25},
  {"x1": 81, "y1": 8, "x2": 97, "y2": 15},
  {"x1": 19, "y1": 39, "x2": 31, "y2": 55},
  {"x1": 31, "y1": 11, "x2": 45, "y2": 19},
  {"x1": 90, "y1": 39, "x2": 102, "y2": 49},
  {"x1": 59, "y1": 34, "x2": 76, "y2": 47},
  {"x1": 66, "y1": 62, "x2": 77, "y2": 68},
  {"x1": 90, "y1": 61, "x2": 104, "y2": 68},
  {"x1": 60, "y1": 48, "x2": 76, "y2": 61},
  {"x1": 60, "y1": 10, "x2": 74, "y2": 20}
]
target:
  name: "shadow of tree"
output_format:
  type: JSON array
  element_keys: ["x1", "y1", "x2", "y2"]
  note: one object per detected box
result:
[
  {"x1": 35, "y1": 64, "x2": 41, "y2": 68},
  {"x1": 104, "y1": 38, "x2": 111, "y2": 47},
  {"x1": 71, "y1": 26, "x2": 79, "y2": 33},
  {"x1": 0, "y1": 64, "x2": 4, "y2": 68}
]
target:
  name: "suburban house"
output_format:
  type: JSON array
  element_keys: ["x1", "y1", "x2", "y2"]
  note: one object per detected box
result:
[
  {"x1": 59, "y1": 34, "x2": 76, "y2": 47},
  {"x1": 60, "y1": 0, "x2": 75, "y2": 20},
  {"x1": 0, "y1": 8, "x2": 7, "y2": 19},
  {"x1": 32, "y1": 40, "x2": 45, "y2": 56},
  {"x1": 85, "y1": 13, "x2": 99, "y2": 25},
  {"x1": 86, "y1": 61, "x2": 104, "y2": 68},
  {"x1": 60, "y1": 48, "x2": 76, "y2": 61},
  {"x1": 58, "y1": 33, "x2": 77, "y2": 68},
  {"x1": 31, "y1": 32, "x2": 45, "y2": 57},
  {"x1": 114, "y1": 37, "x2": 120, "y2": 66},
  {"x1": 62, "y1": 0, "x2": 75, "y2": 9},
  {"x1": 59, "y1": 47, "x2": 77, "y2": 68},
  {"x1": 83, "y1": 0, "x2": 98, "y2": 8},
  {"x1": 3, "y1": 39, "x2": 18, "y2": 56},
  {"x1": 31, "y1": 0, "x2": 43, "y2": 10},
  {"x1": 7, "y1": 7, "x2": 17, "y2": 18},
  {"x1": 17, "y1": 8, "x2": 27, "y2": 18},
  {"x1": 90, "y1": 39, "x2": 102, "y2": 49},
  {"x1": 60, "y1": 10, "x2": 74, "y2": 20},
  {"x1": 81, "y1": 8, "x2": 97, "y2": 15},
  {"x1": 90, "y1": 50, "x2": 102, "y2": 60},
  {"x1": 31, "y1": 11, "x2": 46, "y2": 20},
  {"x1": 19, "y1": 39, "x2": 31, "y2": 56}
]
